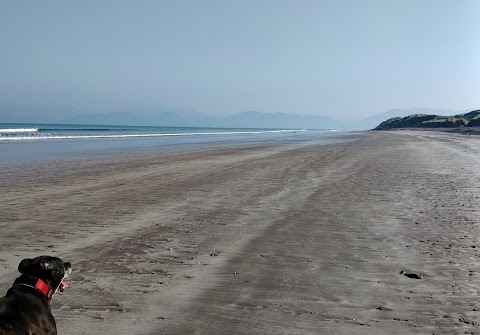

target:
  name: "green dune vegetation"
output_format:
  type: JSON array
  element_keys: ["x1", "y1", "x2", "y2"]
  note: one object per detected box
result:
[{"x1": 374, "y1": 110, "x2": 480, "y2": 130}]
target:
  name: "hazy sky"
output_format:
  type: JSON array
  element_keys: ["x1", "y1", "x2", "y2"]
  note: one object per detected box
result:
[{"x1": 0, "y1": 1, "x2": 479, "y2": 117}]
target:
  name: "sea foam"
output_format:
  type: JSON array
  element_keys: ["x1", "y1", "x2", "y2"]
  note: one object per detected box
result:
[
  {"x1": 0, "y1": 128, "x2": 39, "y2": 133},
  {"x1": 0, "y1": 129, "x2": 306, "y2": 141}
]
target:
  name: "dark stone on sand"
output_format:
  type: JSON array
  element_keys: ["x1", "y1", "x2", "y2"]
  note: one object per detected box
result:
[
  {"x1": 400, "y1": 270, "x2": 423, "y2": 279},
  {"x1": 459, "y1": 318, "x2": 476, "y2": 325}
]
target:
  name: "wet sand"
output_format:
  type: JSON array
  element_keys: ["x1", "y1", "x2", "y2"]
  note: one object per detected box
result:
[{"x1": 1, "y1": 131, "x2": 480, "y2": 334}]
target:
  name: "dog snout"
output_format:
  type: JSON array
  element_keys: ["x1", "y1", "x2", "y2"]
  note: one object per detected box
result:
[{"x1": 63, "y1": 262, "x2": 72, "y2": 277}]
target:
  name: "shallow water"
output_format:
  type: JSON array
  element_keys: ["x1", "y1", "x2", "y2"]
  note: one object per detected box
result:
[{"x1": 0, "y1": 124, "x2": 354, "y2": 167}]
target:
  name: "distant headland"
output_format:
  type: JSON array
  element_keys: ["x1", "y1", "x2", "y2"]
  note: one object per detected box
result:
[{"x1": 374, "y1": 110, "x2": 480, "y2": 134}]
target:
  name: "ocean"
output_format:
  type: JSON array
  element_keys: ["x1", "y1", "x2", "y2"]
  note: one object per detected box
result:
[
  {"x1": 0, "y1": 123, "x2": 347, "y2": 166},
  {"x1": 0, "y1": 123, "x2": 309, "y2": 141}
]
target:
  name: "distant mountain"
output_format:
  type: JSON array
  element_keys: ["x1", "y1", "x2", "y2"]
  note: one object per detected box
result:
[
  {"x1": 0, "y1": 104, "x2": 209, "y2": 126},
  {"x1": 63, "y1": 111, "x2": 340, "y2": 129},
  {"x1": 211, "y1": 111, "x2": 340, "y2": 129},
  {"x1": 61, "y1": 111, "x2": 209, "y2": 127},
  {"x1": 9, "y1": 104, "x2": 471, "y2": 130},
  {"x1": 0, "y1": 104, "x2": 81, "y2": 123},
  {"x1": 374, "y1": 110, "x2": 480, "y2": 130},
  {"x1": 0, "y1": 104, "x2": 342, "y2": 129},
  {"x1": 356, "y1": 108, "x2": 464, "y2": 130}
]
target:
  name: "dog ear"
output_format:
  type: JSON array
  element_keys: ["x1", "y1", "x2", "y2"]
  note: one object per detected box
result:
[{"x1": 18, "y1": 258, "x2": 33, "y2": 273}]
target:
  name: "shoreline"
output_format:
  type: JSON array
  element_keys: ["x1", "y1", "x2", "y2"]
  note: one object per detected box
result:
[
  {"x1": 1, "y1": 130, "x2": 479, "y2": 334},
  {"x1": 0, "y1": 129, "x2": 351, "y2": 167}
]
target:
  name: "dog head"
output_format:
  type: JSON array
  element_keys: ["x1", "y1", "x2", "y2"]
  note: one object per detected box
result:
[{"x1": 18, "y1": 256, "x2": 72, "y2": 293}]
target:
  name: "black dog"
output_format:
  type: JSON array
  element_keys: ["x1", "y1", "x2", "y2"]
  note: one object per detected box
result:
[{"x1": 0, "y1": 256, "x2": 72, "y2": 335}]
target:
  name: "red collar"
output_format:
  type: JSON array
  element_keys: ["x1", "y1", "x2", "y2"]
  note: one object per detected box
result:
[
  {"x1": 34, "y1": 278, "x2": 54, "y2": 299},
  {"x1": 13, "y1": 277, "x2": 54, "y2": 300}
]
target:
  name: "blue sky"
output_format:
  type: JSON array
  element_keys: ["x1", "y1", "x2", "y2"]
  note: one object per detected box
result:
[{"x1": 0, "y1": 0, "x2": 478, "y2": 117}]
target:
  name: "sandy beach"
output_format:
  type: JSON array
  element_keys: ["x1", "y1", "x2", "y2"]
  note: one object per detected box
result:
[{"x1": 1, "y1": 130, "x2": 480, "y2": 334}]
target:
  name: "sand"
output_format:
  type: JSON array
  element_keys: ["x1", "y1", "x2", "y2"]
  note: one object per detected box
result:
[{"x1": 1, "y1": 130, "x2": 480, "y2": 334}]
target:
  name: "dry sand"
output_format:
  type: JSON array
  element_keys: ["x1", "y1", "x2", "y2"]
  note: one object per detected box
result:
[{"x1": 1, "y1": 131, "x2": 480, "y2": 334}]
